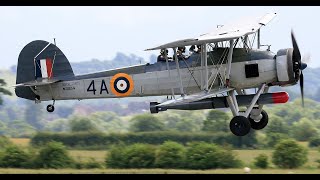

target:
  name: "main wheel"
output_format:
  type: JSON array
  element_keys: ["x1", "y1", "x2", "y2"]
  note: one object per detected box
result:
[
  {"x1": 229, "y1": 116, "x2": 251, "y2": 136},
  {"x1": 47, "y1": 104, "x2": 55, "y2": 112},
  {"x1": 249, "y1": 110, "x2": 268, "y2": 130}
]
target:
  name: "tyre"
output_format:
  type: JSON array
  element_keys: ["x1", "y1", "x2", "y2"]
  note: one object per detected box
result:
[
  {"x1": 229, "y1": 116, "x2": 251, "y2": 136},
  {"x1": 249, "y1": 110, "x2": 268, "y2": 130},
  {"x1": 46, "y1": 104, "x2": 55, "y2": 112}
]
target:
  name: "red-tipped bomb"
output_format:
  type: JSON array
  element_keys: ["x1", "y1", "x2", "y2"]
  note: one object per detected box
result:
[
  {"x1": 271, "y1": 92, "x2": 289, "y2": 104},
  {"x1": 151, "y1": 92, "x2": 290, "y2": 113}
]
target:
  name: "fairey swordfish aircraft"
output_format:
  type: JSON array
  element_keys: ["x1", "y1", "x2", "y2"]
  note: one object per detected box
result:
[{"x1": 14, "y1": 12, "x2": 308, "y2": 136}]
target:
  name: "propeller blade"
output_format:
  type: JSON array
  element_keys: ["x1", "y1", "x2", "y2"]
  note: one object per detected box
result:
[
  {"x1": 291, "y1": 30, "x2": 305, "y2": 107},
  {"x1": 300, "y1": 71, "x2": 304, "y2": 107},
  {"x1": 291, "y1": 30, "x2": 301, "y2": 64}
]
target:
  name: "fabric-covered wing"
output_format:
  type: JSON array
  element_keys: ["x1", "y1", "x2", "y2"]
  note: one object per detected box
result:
[
  {"x1": 146, "y1": 12, "x2": 277, "y2": 51},
  {"x1": 157, "y1": 87, "x2": 234, "y2": 107}
]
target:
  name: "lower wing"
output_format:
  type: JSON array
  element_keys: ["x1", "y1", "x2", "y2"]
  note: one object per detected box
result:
[{"x1": 157, "y1": 87, "x2": 234, "y2": 107}]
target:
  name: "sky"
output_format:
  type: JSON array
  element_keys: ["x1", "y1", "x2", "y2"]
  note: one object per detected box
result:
[{"x1": 0, "y1": 6, "x2": 318, "y2": 69}]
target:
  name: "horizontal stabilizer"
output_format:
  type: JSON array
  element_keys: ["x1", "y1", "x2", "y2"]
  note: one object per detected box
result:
[{"x1": 14, "y1": 79, "x2": 60, "y2": 87}]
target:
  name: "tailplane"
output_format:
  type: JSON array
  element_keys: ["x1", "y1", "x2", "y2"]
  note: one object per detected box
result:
[{"x1": 15, "y1": 40, "x2": 74, "y2": 100}]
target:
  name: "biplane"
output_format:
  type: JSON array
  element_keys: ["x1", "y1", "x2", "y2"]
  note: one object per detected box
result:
[{"x1": 15, "y1": 12, "x2": 308, "y2": 136}]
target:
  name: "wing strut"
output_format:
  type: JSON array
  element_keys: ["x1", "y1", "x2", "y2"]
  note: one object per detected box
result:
[
  {"x1": 225, "y1": 39, "x2": 235, "y2": 86},
  {"x1": 257, "y1": 29, "x2": 261, "y2": 49},
  {"x1": 200, "y1": 44, "x2": 208, "y2": 91},
  {"x1": 163, "y1": 48, "x2": 175, "y2": 98},
  {"x1": 173, "y1": 47, "x2": 185, "y2": 96},
  {"x1": 225, "y1": 39, "x2": 238, "y2": 116}
]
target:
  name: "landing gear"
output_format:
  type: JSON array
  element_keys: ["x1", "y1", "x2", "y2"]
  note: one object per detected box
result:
[
  {"x1": 229, "y1": 116, "x2": 251, "y2": 136},
  {"x1": 249, "y1": 110, "x2": 268, "y2": 130},
  {"x1": 46, "y1": 100, "x2": 55, "y2": 113},
  {"x1": 227, "y1": 84, "x2": 268, "y2": 136},
  {"x1": 46, "y1": 104, "x2": 54, "y2": 112}
]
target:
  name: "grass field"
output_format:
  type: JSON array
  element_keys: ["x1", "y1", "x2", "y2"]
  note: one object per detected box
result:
[
  {"x1": 69, "y1": 150, "x2": 107, "y2": 162},
  {"x1": 9, "y1": 138, "x2": 30, "y2": 147},
  {"x1": 0, "y1": 168, "x2": 319, "y2": 174},
  {"x1": 234, "y1": 149, "x2": 319, "y2": 168}
]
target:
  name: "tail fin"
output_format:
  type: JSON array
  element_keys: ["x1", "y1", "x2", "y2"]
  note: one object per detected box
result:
[{"x1": 15, "y1": 40, "x2": 74, "y2": 100}]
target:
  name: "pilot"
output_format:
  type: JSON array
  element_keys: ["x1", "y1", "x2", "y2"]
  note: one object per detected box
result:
[
  {"x1": 189, "y1": 45, "x2": 196, "y2": 54},
  {"x1": 176, "y1": 46, "x2": 188, "y2": 60},
  {"x1": 157, "y1": 49, "x2": 170, "y2": 62},
  {"x1": 196, "y1": 45, "x2": 201, "y2": 53}
]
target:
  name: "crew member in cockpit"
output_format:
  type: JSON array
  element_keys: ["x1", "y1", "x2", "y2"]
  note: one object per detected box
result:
[
  {"x1": 189, "y1": 45, "x2": 196, "y2": 55},
  {"x1": 157, "y1": 49, "x2": 170, "y2": 62},
  {"x1": 196, "y1": 45, "x2": 201, "y2": 53},
  {"x1": 176, "y1": 46, "x2": 189, "y2": 60}
]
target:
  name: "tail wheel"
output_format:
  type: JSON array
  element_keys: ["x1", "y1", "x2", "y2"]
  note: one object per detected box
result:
[
  {"x1": 229, "y1": 116, "x2": 251, "y2": 136},
  {"x1": 47, "y1": 104, "x2": 55, "y2": 112},
  {"x1": 249, "y1": 110, "x2": 269, "y2": 130}
]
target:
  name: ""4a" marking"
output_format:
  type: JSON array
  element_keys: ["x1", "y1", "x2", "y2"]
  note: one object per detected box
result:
[{"x1": 87, "y1": 80, "x2": 109, "y2": 95}]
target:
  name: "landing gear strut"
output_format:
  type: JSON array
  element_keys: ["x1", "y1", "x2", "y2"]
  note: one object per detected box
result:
[
  {"x1": 46, "y1": 100, "x2": 55, "y2": 113},
  {"x1": 229, "y1": 116, "x2": 251, "y2": 136}
]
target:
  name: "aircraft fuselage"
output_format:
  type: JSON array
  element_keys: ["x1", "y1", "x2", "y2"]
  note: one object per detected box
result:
[{"x1": 34, "y1": 48, "x2": 279, "y2": 101}]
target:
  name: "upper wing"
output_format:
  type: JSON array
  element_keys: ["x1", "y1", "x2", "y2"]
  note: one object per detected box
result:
[
  {"x1": 157, "y1": 87, "x2": 234, "y2": 107},
  {"x1": 146, "y1": 12, "x2": 277, "y2": 51},
  {"x1": 14, "y1": 78, "x2": 60, "y2": 87}
]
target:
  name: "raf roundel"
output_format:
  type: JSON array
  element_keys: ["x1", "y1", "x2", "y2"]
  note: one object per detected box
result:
[{"x1": 110, "y1": 73, "x2": 134, "y2": 97}]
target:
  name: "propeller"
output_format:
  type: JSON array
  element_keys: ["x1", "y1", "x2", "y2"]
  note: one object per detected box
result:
[
  {"x1": 291, "y1": 30, "x2": 307, "y2": 107},
  {"x1": 300, "y1": 71, "x2": 304, "y2": 107}
]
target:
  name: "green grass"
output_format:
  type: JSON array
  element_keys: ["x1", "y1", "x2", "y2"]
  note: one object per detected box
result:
[
  {"x1": 69, "y1": 150, "x2": 107, "y2": 162},
  {"x1": 9, "y1": 138, "x2": 30, "y2": 147},
  {"x1": 297, "y1": 141, "x2": 309, "y2": 148},
  {"x1": 0, "y1": 168, "x2": 319, "y2": 174},
  {"x1": 234, "y1": 149, "x2": 320, "y2": 168}
]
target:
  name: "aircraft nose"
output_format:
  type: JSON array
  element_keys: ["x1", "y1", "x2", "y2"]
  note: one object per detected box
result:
[{"x1": 300, "y1": 62, "x2": 307, "y2": 70}]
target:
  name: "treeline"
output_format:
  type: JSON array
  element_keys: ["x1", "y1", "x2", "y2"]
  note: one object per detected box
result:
[
  {"x1": 0, "y1": 138, "x2": 100, "y2": 169},
  {"x1": 106, "y1": 139, "x2": 310, "y2": 169},
  {"x1": 1, "y1": 139, "x2": 241, "y2": 169},
  {"x1": 106, "y1": 141, "x2": 241, "y2": 169},
  {"x1": 31, "y1": 131, "x2": 257, "y2": 149}
]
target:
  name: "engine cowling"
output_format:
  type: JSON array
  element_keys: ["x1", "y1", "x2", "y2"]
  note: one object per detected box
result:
[{"x1": 275, "y1": 48, "x2": 299, "y2": 86}]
